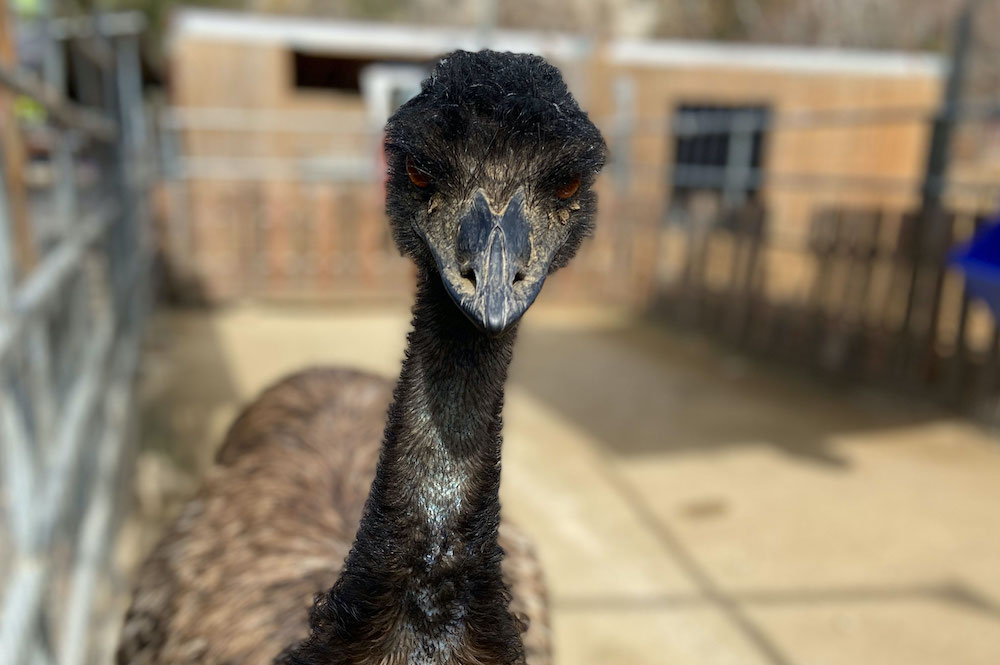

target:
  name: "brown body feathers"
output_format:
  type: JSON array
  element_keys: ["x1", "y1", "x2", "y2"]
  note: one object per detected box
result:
[{"x1": 118, "y1": 368, "x2": 550, "y2": 665}]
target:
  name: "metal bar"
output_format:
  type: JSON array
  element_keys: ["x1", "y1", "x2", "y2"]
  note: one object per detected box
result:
[
  {"x1": 59, "y1": 326, "x2": 138, "y2": 665},
  {"x1": 0, "y1": 12, "x2": 151, "y2": 664},
  {"x1": 25, "y1": 324, "x2": 56, "y2": 452},
  {"x1": 52, "y1": 131, "x2": 80, "y2": 238},
  {"x1": 613, "y1": 99, "x2": 1000, "y2": 137},
  {"x1": 921, "y1": 0, "x2": 975, "y2": 209},
  {"x1": 0, "y1": 72, "x2": 36, "y2": 563},
  {"x1": 0, "y1": 64, "x2": 116, "y2": 141},
  {"x1": 0, "y1": 312, "x2": 113, "y2": 663},
  {"x1": 118, "y1": 37, "x2": 145, "y2": 159},
  {"x1": 48, "y1": 12, "x2": 146, "y2": 40},
  {"x1": 0, "y1": 201, "x2": 118, "y2": 368},
  {"x1": 166, "y1": 100, "x2": 1000, "y2": 138},
  {"x1": 33, "y1": 301, "x2": 112, "y2": 552},
  {"x1": 610, "y1": 76, "x2": 635, "y2": 189},
  {"x1": 0, "y1": 373, "x2": 36, "y2": 548},
  {"x1": 72, "y1": 37, "x2": 115, "y2": 69},
  {"x1": 174, "y1": 156, "x2": 375, "y2": 182},
  {"x1": 668, "y1": 164, "x2": 1000, "y2": 195},
  {"x1": 722, "y1": 111, "x2": 755, "y2": 209},
  {"x1": 163, "y1": 107, "x2": 375, "y2": 133},
  {"x1": 0, "y1": 558, "x2": 45, "y2": 665},
  {"x1": 21, "y1": 8, "x2": 69, "y2": 458}
]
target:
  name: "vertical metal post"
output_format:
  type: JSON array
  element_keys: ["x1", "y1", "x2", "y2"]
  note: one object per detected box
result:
[
  {"x1": 723, "y1": 111, "x2": 755, "y2": 210},
  {"x1": 49, "y1": 36, "x2": 78, "y2": 239},
  {"x1": 904, "y1": 1, "x2": 977, "y2": 376},
  {"x1": 920, "y1": 0, "x2": 976, "y2": 210},
  {"x1": 476, "y1": 0, "x2": 497, "y2": 49},
  {"x1": 610, "y1": 75, "x2": 636, "y2": 298},
  {"x1": 27, "y1": 4, "x2": 71, "y2": 461},
  {"x1": 611, "y1": 76, "x2": 635, "y2": 190},
  {"x1": 161, "y1": 111, "x2": 192, "y2": 285}
]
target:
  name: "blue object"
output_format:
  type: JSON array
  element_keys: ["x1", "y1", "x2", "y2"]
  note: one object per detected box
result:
[{"x1": 952, "y1": 214, "x2": 1000, "y2": 320}]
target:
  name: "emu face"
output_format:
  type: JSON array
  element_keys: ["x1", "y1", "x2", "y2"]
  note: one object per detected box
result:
[{"x1": 384, "y1": 50, "x2": 606, "y2": 334}]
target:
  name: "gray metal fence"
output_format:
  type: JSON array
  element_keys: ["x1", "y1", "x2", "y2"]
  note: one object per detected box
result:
[{"x1": 0, "y1": 11, "x2": 152, "y2": 665}]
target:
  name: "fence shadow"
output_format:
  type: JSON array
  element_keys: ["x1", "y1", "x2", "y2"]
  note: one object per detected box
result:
[
  {"x1": 126, "y1": 301, "x2": 245, "y2": 558},
  {"x1": 511, "y1": 316, "x2": 941, "y2": 467}
]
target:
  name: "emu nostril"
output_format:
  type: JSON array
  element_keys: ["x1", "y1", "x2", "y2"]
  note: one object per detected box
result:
[
  {"x1": 460, "y1": 268, "x2": 477, "y2": 287},
  {"x1": 513, "y1": 271, "x2": 526, "y2": 284}
]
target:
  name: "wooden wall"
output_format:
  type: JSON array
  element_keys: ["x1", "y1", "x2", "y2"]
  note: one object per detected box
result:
[{"x1": 163, "y1": 34, "x2": 943, "y2": 308}]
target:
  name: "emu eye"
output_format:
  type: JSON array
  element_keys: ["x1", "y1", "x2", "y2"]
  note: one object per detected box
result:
[
  {"x1": 555, "y1": 174, "x2": 581, "y2": 200},
  {"x1": 405, "y1": 156, "x2": 431, "y2": 188}
]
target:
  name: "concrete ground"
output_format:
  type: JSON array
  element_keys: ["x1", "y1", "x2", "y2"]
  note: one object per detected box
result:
[{"x1": 128, "y1": 302, "x2": 1000, "y2": 665}]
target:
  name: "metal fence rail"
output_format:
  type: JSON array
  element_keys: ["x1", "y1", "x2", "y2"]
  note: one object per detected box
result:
[{"x1": 0, "y1": 11, "x2": 151, "y2": 665}]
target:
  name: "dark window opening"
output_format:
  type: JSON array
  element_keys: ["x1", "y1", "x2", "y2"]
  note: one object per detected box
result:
[
  {"x1": 669, "y1": 103, "x2": 770, "y2": 224},
  {"x1": 292, "y1": 51, "x2": 377, "y2": 93}
]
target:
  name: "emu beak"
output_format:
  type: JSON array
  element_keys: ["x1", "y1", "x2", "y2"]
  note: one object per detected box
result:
[{"x1": 440, "y1": 189, "x2": 545, "y2": 335}]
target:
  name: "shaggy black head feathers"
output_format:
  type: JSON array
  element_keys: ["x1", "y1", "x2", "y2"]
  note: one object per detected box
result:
[{"x1": 383, "y1": 50, "x2": 607, "y2": 272}]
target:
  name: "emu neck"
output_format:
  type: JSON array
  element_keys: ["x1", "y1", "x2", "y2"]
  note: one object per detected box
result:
[
  {"x1": 385, "y1": 271, "x2": 514, "y2": 517},
  {"x1": 285, "y1": 269, "x2": 524, "y2": 665}
]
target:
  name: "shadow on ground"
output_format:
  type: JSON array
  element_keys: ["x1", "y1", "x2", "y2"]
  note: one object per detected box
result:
[
  {"x1": 138, "y1": 309, "x2": 242, "y2": 473},
  {"x1": 510, "y1": 313, "x2": 1000, "y2": 665},
  {"x1": 511, "y1": 318, "x2": 942, "y2": 468},
  {"x1": 127, "y1": 308, "x2": 244, "y2": 552}
]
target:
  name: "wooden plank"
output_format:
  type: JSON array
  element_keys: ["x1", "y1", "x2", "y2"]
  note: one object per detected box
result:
[
  {"x1": 312, "y1": 183, "x2": 336, "y2": 288},
  {"x1": 357, "y1": 183, "x2": 383, "y2": 291},
  {"x1": 264, "y1": 180, "x2": 292, "y2": 290},
  {"x1": 235, "y1": 182, "x2": 259, "y2": 296}
]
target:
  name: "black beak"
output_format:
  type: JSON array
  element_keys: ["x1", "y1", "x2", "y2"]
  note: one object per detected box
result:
[{"x1": 440, "y1": 189, "x2": 545, "y2": 335}]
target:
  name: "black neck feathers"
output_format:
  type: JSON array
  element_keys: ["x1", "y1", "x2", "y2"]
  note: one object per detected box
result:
[{"x1": 278, "y1": 268, "x2": 525, "y2": 665}]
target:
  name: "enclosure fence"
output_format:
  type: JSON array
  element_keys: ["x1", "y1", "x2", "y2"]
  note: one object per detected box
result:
[
  {"x1": 0, "y1": 12, "x2": 152, "y2": 665},
  {"x1": 157, "y1": 107, "x2": 655, "y2": 306},
  {"x1": 650, "y1": 101, "x2": 1000, "y2": 416},
  {"x1": 156, "y1": 61, "x2": 1000, "y2": 417}
]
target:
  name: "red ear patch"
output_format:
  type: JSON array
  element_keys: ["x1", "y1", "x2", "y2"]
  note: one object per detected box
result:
[
  {"x1": 556, "y1": 174, "x2": 581, "y2": 199},
  {"x1": 406, "y1": 156, "x2": 431, "y2": 188}
]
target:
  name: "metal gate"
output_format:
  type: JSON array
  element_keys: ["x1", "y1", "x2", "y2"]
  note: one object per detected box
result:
[{"x1": 0, "y1": 11, "x2": 152, "y2": 665}]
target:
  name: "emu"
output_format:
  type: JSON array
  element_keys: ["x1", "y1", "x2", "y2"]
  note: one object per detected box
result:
[{"x1": 118, "y1": 50, "x2": 606, "y2": 665}]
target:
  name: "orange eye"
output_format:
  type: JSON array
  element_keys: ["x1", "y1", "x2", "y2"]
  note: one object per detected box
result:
[
  {"x1": 555, "y1": 174, "x2": 581, "y2": 200},
  {"x1": 406, "y1": 156, "x2": 431, "y2": 188}
]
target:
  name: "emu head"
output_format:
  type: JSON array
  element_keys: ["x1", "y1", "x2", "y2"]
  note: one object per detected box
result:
[{"x1": 384, "y1": 50, "x2": 607, "y2": 334}]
